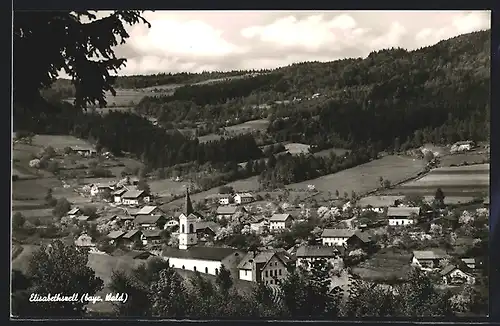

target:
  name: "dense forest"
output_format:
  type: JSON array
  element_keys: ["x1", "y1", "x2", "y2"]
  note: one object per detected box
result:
[{"x1": 134, "y1": 30, "x2": 490, "y2": 151}]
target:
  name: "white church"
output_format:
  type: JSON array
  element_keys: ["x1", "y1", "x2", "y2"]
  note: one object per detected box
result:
[{"x1": 161, "y1": 190, "x2": 244, "y2": 276}]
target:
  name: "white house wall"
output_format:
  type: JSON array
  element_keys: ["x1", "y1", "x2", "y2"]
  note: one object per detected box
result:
[
  {"x1": 165, "y1": 257, "x2": 222, "y2": 276},
  {"x1": 322, "y1": 237, "x2": 348, "y2": 246},
  {"x1": 239, "y1": 269, "x2": 253, "y2": 281},
  {"x1": 388, "y1": 218, "x2": 414, "y2": 226}
]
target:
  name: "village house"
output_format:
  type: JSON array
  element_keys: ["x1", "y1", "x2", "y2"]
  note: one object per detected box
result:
[
  {"x1": 295, "y1": 245, "x2": 343, "y2": 270},
  {"x1": 165, "y1": 219, "x2": 179, "y2": 229},
  {"x1": 346, "y1": 231, "x2": 374, "y2": 252},
  {"x1": 218, "y1": 193, "x2": 234, "y2": 205},
  {"x1": 70, "y1": 145, "x2": 97, "y2": 157},
  {"x1": 387, "y1": 207, "x2": 421, "y2": 226},
  {"x1": 412, "y1": 249, "x2": 448, "y2": 271},
  {"x1": 142, "y1": 229, "x2": 163, "y2": 247},
  {"x1": 234, "y1": 193, "x2": 254, "y2": 205},
  {"x1": 74, "y1": 233, "x2": 95, "y2": 248},
  {"x1": 161, "y1": 190, "x2": 244, "y2": 278},
  {"x1": 249, "y1": 217, "x2": 268, "y2": 234},
  {"x1": 440, "y1": 264, "x2": 476, "y2": 285},
  {"x1": 216, "y1": 205, "x2": 247, "y2": 221},
  {"x1": 135, "y1": 205, "x2": 163, "y2": 216},
  {"x1": 107, "y1": 230, "x2": 125, "y2": 245},
  {"x1": 269, "y1": 213, "x2": 293, "y2": 231},
  {"x1": 237, "y1": 249, "x2": 294, "y2": 285},
  {"x1": 195, "y1": 221, "x2": 220, "y2": 240},
  {"x1": 90, "y1": 182, "x2": 116, "y2": 197},
  {"x1": 121, "y1": 190, "x2": 150, "y2": 206},
  {"x1": 451, "y1": 140, "x2": 475, "y2": 153},
  {"x1": 112, "y1": 188, "x2": 127, "y2": 204},
  {"x1": 75, "y1": 215, "x2": 94, "y2": 223},
  {"x1": 321, "y1": 229, "x2": 356, "y2": 247},
  {"x1": 134, "y1": 215, "x2": 167, "y2": 230},
  {"x1": 112, "y1": 215, "x2": 135, "y2": 227},
  {"x1": 461, "y1": 258, "x2": 478, "y2": 270},
  {"x1": 67, "y1": 207, "x2": 83, "y2": 219},
  {"x1": 121, "y1": 229, "x2": 143, "y2": 249}
]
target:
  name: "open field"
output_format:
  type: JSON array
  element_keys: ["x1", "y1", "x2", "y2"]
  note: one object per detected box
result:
[
  {"x1": 12, "y1": 178, "x2": 63, "y2": 200},
  {"x1": 197, "y1": 133, "x2": 223, "y2": 143},
  {"x1": 358, "y1": 195, "x2": 477, "y2": 207},
  {"x1": 439, "y1": 152, "x2": 489, "y2": 167},
  {"x1": 12, "y1": 244, "x2": 39, "y2": 273},
  {"x1": 383, "y1": 163, "x2": 489, "y2": 197},
  {"x1": 287, "y1": 155, "x2": 426, "y2": 195},
  {"x1": 352, "y1": 248, "x2": 413, "y2": 282},
  {"x1": 32, "y1": 135, "x2": 93, "y2": 149},
  {"x1": 313, "y1": 147, "x2": 351, "y2": 158},
  {"x1": 197, "y1": 119, "x2": 270, "y2": 144},
  {"x1": 149, "y1": 179, "x2": 191, "y2": 197}
]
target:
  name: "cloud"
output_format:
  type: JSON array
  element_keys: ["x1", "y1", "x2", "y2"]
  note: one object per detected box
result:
[{"x1": 58, "y1": 10, "x2": 491, "y2": 76}]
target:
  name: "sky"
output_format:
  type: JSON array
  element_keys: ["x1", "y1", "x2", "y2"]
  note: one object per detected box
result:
[{"x1": 80, "y1": 10, "x2": 491, "y2": 76}]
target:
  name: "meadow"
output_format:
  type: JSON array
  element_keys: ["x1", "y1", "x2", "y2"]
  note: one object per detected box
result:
[
  {"x1": 198, "y1": 119, "x2": 270, "y2": 144},
  {"x1": 284, "y1": 143, "x2": 310, "y2": 155},
  {"x1": 287, "y1": 155, "x2": 426, "y2": 196},
  {"x1": 384, "y1": 163, "x2": 489, "y2": 197},
  {"x1": 313, "y1": 147, "x2": 352, "y2": 158},
  {"x1": 358, "y1": 195, "x2": 476, "y2": 207}
]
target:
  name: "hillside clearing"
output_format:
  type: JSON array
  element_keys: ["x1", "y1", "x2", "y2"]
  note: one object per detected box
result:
[{"x1": 287, "y1": 155, "x2": 426, "y2": 195}]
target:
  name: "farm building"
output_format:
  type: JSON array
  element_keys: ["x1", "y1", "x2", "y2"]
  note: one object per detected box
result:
[
  {"x1": 121, "y1": 229, "x2": 143, "y2": 249},
  {"x1": 122, "y1": 190, "x2": 150, "y2": 206},
  {"x1": 321, "y1": 229, "x2": 356, "y2": 247},
  {"x1": 461, "y1": 258, "x2": 478, "y2": 270},
  {"x1": 234, "y1": 193, "x2": 254, "y2": 205},
  {"x1": 218, "y1": 193, "x2": 234, "y2": 205},
  {"x1": 70, "y1": 146, "x2": 97, "y2": 157},
  {"x1": 346, "y1": 231, "x2": 374, "y2": 251},
  {"x1": 112, "y1": 188, "x2": 127, "y2": 203},
  {"x1": 237, "y1": 249, "x2": 295, "y2": 284},
  {"x1": 125, "y1": 250, "x2": 155, "y2": 260},
  {"x1": 249, "y1": 217, "x2": 268, "y2": 234},
  {"x1": 142, "y1": 229, "x2": 163, "y2": 246},
  {"x1": 134, "y1": 215, "x2": 166, "y2": 230},
  {"x1": 196, "y1": 221, "x2": 221, "y2": 239},
  {"x1": 135, "y1": 205, "x2": 163, "y2": 216},
  {"x1": 269, "y1": 214, "x2": 293, "y2": 231},
  {"x1": 216, "y1": 205, "x2": 247, "y2": 220},
  {"x1": 107, "y1": 230, "x2": 125, "y2": 245},
  {"x1": 440, "y1": 264, "x2": 475, "y2": 285},
  {"x1": 387, "y1": 207, "x2": 421, "y2": 226},
  {"x1": 67, "y1": 207, "x2": 83, "y2": 219},
  {"x1": 74, "y1": 233, "x2": 95, "y2": 248},
  {"x1": 451, "y1": 140, "x2": 475, "y2": 153},
  {"x1": 295, "y1": 245, "x2": 343, "y2": 270},
  {"x1": 75, "y1": 215, "x2": 94, "y2": 222},
  {"x1": 90, "y1": 182, "x2": 117, "y2": 197},
  {"x1": 412, "y1": 249, "x2": 448, "y2": 271}
]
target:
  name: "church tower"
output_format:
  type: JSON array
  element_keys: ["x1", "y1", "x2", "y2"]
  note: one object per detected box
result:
[{"x1": 178, "y1": 189, "x2": 197, "y2": 250}]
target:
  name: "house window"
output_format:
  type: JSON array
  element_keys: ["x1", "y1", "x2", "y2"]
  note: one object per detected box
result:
[
  {"x1": 265, "y1": 271, "x2": 268, "y2": 277},
  {"x1": 182, "y1": 265, "x2": 185, "y2": 269},
  {"x1": 205, "y1": 267, "x2": 208, "y2": 273},
  {"x1": 181, "y1": 224, "x2": 185, "y2": 233},
  {"x1": 279, "y1": 269, "x2": 282, "y2": 276},
  {"x1": 275, "y1": 270, "x2": 278, "y2": 277},
  {"x1": 215, "y1": 268, "x2": 219, "y2": 275},
  {"x1": 245, "y1": 270, "x2": 247, "y2": 276},
  {"x1": 189, "y1": 224, "x2": 194, "y2": 233},
  {"x1": 270, "y1": 280, "x2": 273, "y2": 285},
  {"x1": 193, "y1": 266, "x2": 197, "y2": 271}
]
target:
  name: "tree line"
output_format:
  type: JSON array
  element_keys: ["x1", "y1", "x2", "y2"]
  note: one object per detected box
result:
[{"x1": 11, "y1": 241, "x2": 487, "y2": 318}]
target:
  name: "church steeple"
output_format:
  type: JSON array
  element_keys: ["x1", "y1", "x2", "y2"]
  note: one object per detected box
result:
[{"x1": 185, "y1": 188, "x2": 194, "y2": 216}]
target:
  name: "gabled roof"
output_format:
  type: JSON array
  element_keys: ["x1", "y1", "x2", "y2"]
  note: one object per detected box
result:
[
  {"x1": 236, "y1": 192, "x2": 254, "y2": 198},
  {"x1": 113, "y1": 188, "x2": 127, "y2": 196},
  {"x1": 237, "y1": 249, "x2": 293, "y2": 270},
  {"x1": 196, "y1": 221, "x2": 221, "y2": 234},
  {"x1": 413, "y1": 249, "x2": 447, "y2": 260},
  {"x1": 321, "y1": 229, "x2": 355, "y2": 238},
  {"x1": 142, "y1": 229, "x2": 162, "y2": 238},
  {"x1": 122, "y1": 190, "x2": 145, "y2": 199},
  {"x1": 461, "y1": 258, "x2": 476, "y2": 265},
  {"x1": 296, "y1": 245, "x2": 339, "y2": 258},
  {"x1": 136, "y1": 205, "x2": 160, "y2": 215},
  {"x1": 216, "y1": 206, "x2": 239, "y2": 215},
  {"x1": 387, "y1": 207, "x2": 420, "y2": 218},
  {"x1": 134, "y1": 215, "x2": 165, "y2": 225},
  {"x1": 76, "y1": 215, "x2": 92, "y2": 221},
  {"x1": 350, "y1": 231, "x2": 372, "y2": 243},
  {"x1": 68, "y1": 207, "x2": 81, "y2": 215},
  {"x1": 107, "y1": 230, "x2": 125, "y2": 239},
  {"x1": 125, "y1": 250, "x2": 154, "y2": 259},
  {"x1": 122, "y1": 229, "x2": 142, "y2": 239},
  {"x1": 439, "y1": 264, "x2": 473, "y2": 277},
  {"x1": 162, "y1": 246, "x2": 241, "y2": 262},
  {"x1": 118, "y1": 215, "x2": 135, "y2": 221},
  {"x1": 270, "y1": 213, "x2": 292, "y2": 222}
]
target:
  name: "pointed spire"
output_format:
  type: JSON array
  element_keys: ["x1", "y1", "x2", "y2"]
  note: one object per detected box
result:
[{"x1": 185, "y1": 187, "x2": 194, "y2": 216}]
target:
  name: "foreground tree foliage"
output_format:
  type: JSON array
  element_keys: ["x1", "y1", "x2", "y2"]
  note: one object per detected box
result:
[
  {"x1": 11, "y1": 240, "x2": 104, "y2": 317},
  {"x1": 14, "y1": 10, "x2": 150, "y2": 111}
]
